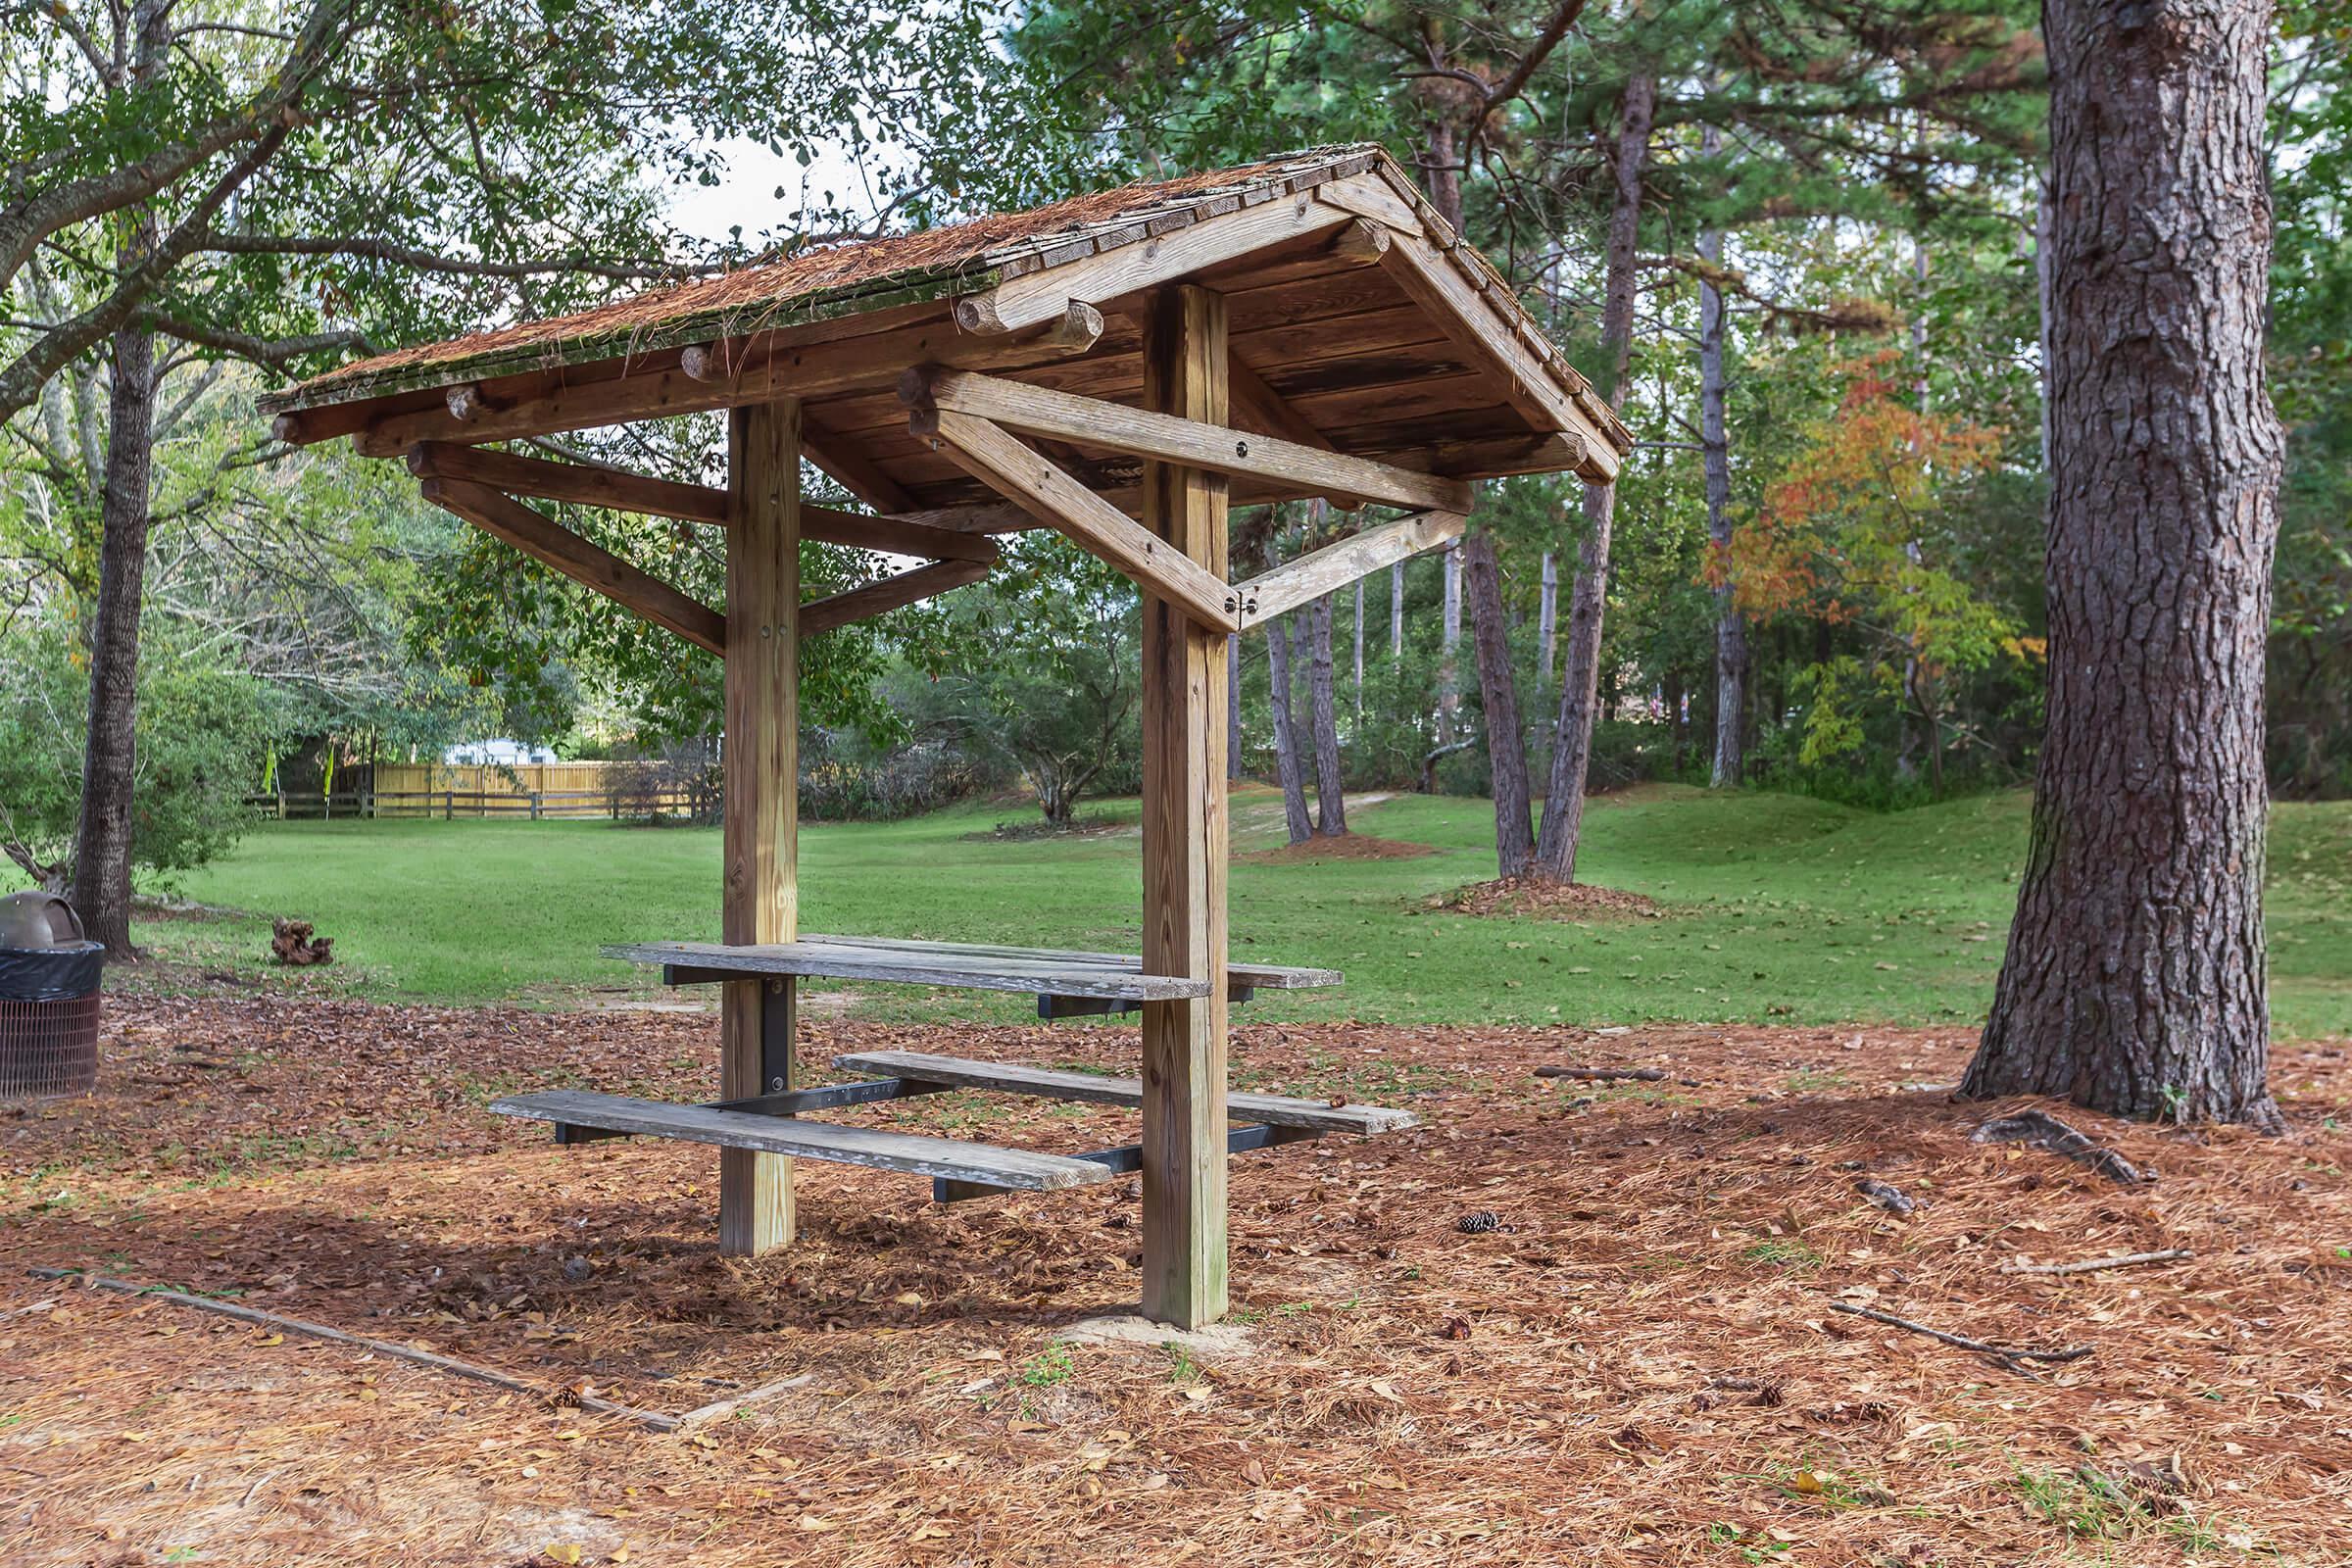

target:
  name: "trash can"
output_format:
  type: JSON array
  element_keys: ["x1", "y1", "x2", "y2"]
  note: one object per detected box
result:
[{"x1": 0, "y1": 892, "x2": 104, "y2": 1099}]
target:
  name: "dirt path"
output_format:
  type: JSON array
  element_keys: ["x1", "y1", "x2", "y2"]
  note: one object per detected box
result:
[{"x1": 1, "y1": 997, "x2": 2344, "y2": 1564}]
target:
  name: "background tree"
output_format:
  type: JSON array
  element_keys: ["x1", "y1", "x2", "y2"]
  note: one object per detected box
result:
[
  {"x1": 903, "y1": 535, "x2": 1140, "y2": 830},
  {"x1": 3, "y1": 0, "x2": 1016, "y2": 951},
  {"x1": 1964, "y1": 0, "x2": 2284, "y2": 1127},
  {"x1": 1729, "y1": 353, "x2": 2027, "y2": 797}
]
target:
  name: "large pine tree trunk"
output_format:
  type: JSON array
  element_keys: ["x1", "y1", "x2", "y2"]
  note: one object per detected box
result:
[
  {"x1": 1265, "y1": 612, "x2": 1313, "y2": 846},
  {"x1": 1305, "y1": 592, "x2": 1348, "y2": 836},
  {"x1": 1964, "y1": 0, "x2": 2283, "y2": 1129},
  {"x1": 71, "y1": 324, "x2": 159, "y2": 957},
  {"x1": 1535, "y1": 73, "x2": 1652, "y2": 879},
  {"x1": 1698, "y1": 127, "x2": 1744, "y2": 790}
]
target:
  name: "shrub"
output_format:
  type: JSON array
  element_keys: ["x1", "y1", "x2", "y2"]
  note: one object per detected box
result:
[{"x1": 0, "y1": 629, "x2": 273, "y2": 891}]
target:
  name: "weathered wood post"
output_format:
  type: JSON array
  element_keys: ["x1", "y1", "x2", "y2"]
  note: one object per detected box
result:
[
  {"x1": 1138, "y1": 284, "x2": 1231, "y2": 1327},
  {"x1": 719, "y1": 398, "x2": 802, "y2": 1254}
]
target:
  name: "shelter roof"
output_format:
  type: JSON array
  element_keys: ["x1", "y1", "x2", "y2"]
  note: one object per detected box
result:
[{"x1": 263, "y1": 144, "x2": 1632, "y2": 505}]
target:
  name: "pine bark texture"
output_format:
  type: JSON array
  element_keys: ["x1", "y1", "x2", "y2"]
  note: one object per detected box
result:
[
  {"x1": 71, "y1": 324, "x2": 158, "y2": 956},
  {"x1": 1537, "y1": 72, "x2": 1652, "y2": 879},
  {"x1": 1305, "y1": 592, "x2": 1348, "y2": 836},
  {"x1": 1965, "y1": 0, "x2": 2283, "y2": 1129}
]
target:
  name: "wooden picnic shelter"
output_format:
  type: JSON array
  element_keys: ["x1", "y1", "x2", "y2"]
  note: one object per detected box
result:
[{"x1": 260, "y1": 143, "x2": 1634, "y2": 1328}]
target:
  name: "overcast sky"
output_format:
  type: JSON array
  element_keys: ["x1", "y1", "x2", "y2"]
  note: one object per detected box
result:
[{"x1": 664, "y1": 133, "x2": 910, "y2": 249}]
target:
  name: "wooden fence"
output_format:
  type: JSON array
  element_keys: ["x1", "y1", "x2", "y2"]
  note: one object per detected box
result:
[{"x1": 248, "y1": 761, "x2": 698, "y2": 821}]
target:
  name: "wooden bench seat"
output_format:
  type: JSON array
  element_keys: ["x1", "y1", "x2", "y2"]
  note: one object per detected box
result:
[
  {"x1": 831, "y1": 1049, "x2": 1420, "y2": 1136},
  {"x1": 487, "y1": 1089, "x2": 1119, "y2": 1190},
  {"x1": 605, "y1": 934, "x2": 1343, "y2": 1005}
]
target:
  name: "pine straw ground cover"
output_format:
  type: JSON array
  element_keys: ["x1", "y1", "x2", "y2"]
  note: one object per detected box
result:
[{"x1": 0, "y1": 997, "x2": 2346, "y2": 1567}]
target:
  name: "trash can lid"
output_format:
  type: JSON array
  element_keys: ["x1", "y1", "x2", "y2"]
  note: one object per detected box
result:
[{"x1": 0, "y1": 892, "x2": 84, "y2": 949}]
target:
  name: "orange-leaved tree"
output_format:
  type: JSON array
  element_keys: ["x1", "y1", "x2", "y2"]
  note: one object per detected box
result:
[{"x1": 1717, "y1": 352, "x2": 2033, "y2": 796}]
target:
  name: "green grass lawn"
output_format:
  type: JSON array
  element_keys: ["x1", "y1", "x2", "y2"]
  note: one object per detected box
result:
[{"x1": 105, "y1": 784, "x2": 2352, "y2": 1037}]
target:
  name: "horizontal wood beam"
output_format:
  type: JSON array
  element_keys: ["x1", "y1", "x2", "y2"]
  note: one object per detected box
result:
[
  {"x1": 1310, "y1": 183, "x2": 1620, "y2": 483},
  {"x1": 950, "y1": 185, "x2": 1354, "y2": 337},
  {"x1": 807, "y1": 507, "x2": 1002, "y2": 563},
  {"x1": 410, "y1": 441, "x2": 726, "y2": 522},
  {"x1": 1233, "y1": 508, "x2": 1466, "y2": 629},
  {"x1": 351, "y1": 305, "x2": 1110, "y2": 458},
  {"x1": 920, "y1": 407, "x2": 1240, "y2": 633},
  {"x1": 799, "y1": 556, "x2": 995, "y2": 637},
  {"x1": 893, "y1": 499, "x2": 1039, "y2": 535},
  {"x1": 417, "y1": 478, "x2": 726, "y2": 656},
  {"x1": 406, "y1": 441, "x2": 998, "y2": 561},
  {"x1": 908, "y1": 368, "x2": 1473, "y2": 515}
]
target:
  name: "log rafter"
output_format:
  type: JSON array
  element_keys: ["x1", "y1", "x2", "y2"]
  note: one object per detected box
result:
[
  {"x1": 416, "y1": 474, "x2": 995, "y2": 653},
  {"x1": 405, "y1": 441, "x2": 997, "y2": 561},
  {"x1": 904, "y1": 368, "x2": 1474, "y2": 516}
]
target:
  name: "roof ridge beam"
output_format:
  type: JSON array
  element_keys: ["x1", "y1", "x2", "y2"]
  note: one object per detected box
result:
[
  {"x1": 916, "y1": 406, "x2": 1241, "y2": 633},
  {"x1": 951, "y1": 183, "x2": 1356, "y2": 336},
  {"x1": 906, "y1": 368, "x2": 1474, "y2": 516}
]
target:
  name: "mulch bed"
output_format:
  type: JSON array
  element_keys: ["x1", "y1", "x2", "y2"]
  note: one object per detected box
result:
[
  {"x1": 1, "y1": 995, "x2": 2345, "y2": 1565},
  {"x1": 1428, "y1": 875, "x2": 1669, "y2": 920},
  {"x1": 1241, "y1": 834, "x2": 1438, "y2": 864}
]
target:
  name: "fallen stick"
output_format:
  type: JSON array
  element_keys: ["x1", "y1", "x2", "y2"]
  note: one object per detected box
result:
[
  {"x1": 1534, "y1": 1065, "x2": 1667, "y2": 1082},
  {"x1": 27, "y1": 1267, "x2": 679, "y2": 1432},
  {"x1": 675, "y1": 1372, "x2": 814, "y2": 1429},
  {"x1": 1827, "y1": 1298, "x2": 2092, "y2": 1372},
  {"x1": 2000, "y1": 1248, "x2": 2191, "y2": 1276}
]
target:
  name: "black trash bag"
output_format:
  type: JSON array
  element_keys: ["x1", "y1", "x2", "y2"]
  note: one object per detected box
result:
[{"x1": 0, "y1": 942, "x2": 105, "y2": 1002}]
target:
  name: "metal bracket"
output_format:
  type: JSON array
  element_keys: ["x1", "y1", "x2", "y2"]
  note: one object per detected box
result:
[
  {"x1": 760, "y1": 976, "x2": 794, "y2": 1096},
  {"x1": 931, "y1": 1121, "x2": 1316, "y2": 1202},
  {"x1": 1036, "y1": 984, "x2": 1254, "y2": 1021}
]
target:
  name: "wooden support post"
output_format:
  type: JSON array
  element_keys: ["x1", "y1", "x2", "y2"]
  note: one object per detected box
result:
[
  {"x1": 719, "y1": 398, "x2": 801, "y2": 1255},
  {"x1": 1138, "y1": 283, "x2": 1231, "y2": 1329}
]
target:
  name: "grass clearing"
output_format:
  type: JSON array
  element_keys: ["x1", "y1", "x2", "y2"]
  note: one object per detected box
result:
[{"x1": 106, "y1": 783, "x2": 2352, "y2": 1035}]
